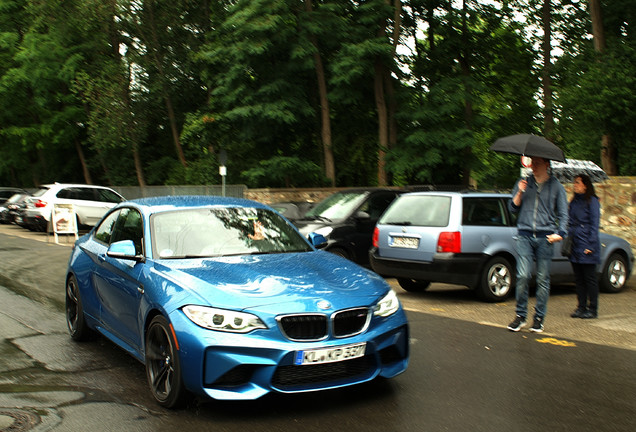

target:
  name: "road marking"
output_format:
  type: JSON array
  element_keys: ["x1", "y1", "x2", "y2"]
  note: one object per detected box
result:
[{"x1": 535, "y1": 337, "x2": 577, "y2": 347}]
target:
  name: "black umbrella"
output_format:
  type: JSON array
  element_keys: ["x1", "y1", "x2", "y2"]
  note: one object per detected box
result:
[{"x1": 490, "y1": 134, "x2": 566, "y2": 162}]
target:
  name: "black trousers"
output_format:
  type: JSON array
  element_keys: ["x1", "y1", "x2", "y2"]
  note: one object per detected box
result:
[{"x1": 571, "y1": 262, "x2": 599, "y2": 313}]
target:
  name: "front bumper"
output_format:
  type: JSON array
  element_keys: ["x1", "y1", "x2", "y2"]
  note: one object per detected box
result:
[
  {"x1": 169, "y1": 310, "x2": 409, "y2": 401},
  {"x1": 369, "y1": 248, "x2": 487, "y2": 288}
]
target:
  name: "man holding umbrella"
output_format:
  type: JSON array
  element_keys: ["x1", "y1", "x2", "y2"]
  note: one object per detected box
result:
[{"x1": 490, "y1": 134, "x2": 569, "y2": 333}]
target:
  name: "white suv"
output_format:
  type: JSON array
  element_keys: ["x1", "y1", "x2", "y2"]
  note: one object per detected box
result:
[{"x1": 23, "y1": 183, "x2": 125, "y2": 232}]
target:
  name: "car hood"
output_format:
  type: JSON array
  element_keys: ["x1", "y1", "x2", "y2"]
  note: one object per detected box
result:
[{"x1": 151, "y1": 250, "x2": 388, "y2": 313}]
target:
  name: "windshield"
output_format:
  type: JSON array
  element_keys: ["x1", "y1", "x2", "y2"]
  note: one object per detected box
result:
[
  {"x1": 303, "y1": 192, "x2": 367, "y2": 221},
  {"x1": 151, "y1": 207, "x2": 312, "y2": 259},
  {"x1": 379, "y1": 195, "x2": 451, "y2": 227}
]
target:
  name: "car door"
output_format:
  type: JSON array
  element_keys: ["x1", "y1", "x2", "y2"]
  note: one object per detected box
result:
[
  {"x1": 461, "y1": 197, "x2": 517, "y2": 257},
  {"x1": 351, "y1": 191, "x2": 400, "y2": 263},
  {"x1": 93, "y1": 208, "x2": 145, "y2": 352},
  {"x1": 76, "y1": 187, "x2": 118, "y2": 226}
]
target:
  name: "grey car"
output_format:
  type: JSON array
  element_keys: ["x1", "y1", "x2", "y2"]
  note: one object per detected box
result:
[{"x1": 369, "y1": 191, "x2": 634, "y2": 302}]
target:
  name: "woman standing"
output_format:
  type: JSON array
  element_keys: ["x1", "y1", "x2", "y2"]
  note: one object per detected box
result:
[{"x1": 568, "y1": 174, "x2": 601, "y2": 319}]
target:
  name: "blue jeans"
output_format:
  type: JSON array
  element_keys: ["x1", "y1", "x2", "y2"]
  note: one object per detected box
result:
[{"x1": 514, "y1": 235, "x2": 554, "y2": 320}]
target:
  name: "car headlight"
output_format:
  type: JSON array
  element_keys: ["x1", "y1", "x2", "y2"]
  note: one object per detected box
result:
[
  {"x1": 182, "y1": 305, "x2": 267, "y2": 333},
  {"x1": 315, "y1": 226, "x2": 333, "y2": 237},
  {"x1": 374, "y1": 290, "x2": 400, "y2": 317}
]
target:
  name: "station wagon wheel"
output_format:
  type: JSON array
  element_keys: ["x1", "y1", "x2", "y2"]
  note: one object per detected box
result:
[
  {"x1": 397, "y1": 278, "x2": 431, "y2": 292},
  {"x1": 145, "y1": 315, "x2": 187, "y2": 408},
  {"x1": 329, "y1": 247, "x2": 350, "y2": 260},
  {"x1": 65, "y1": 275, "x2": 92, "y2": 341},
  {"x1": 478, "y1": 256, "x2": 514, "y2": 302},
  {"x1": 600, "y1": 253, "x2": 628, "y2": 293}
]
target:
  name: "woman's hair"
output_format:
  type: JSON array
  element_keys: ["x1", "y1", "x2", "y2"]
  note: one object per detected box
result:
[{"x1": 575, "y1": 174, "x2": 597, "y2": 202}]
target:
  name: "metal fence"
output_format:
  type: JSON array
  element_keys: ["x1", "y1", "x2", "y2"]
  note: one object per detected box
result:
[{"x1": 112, "y1": 185, "x2": 247, "y2": 200}]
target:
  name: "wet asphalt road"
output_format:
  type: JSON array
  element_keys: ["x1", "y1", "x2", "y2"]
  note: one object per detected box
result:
[{"x1": 0, "y1": 224, "x2": 635, "y2": 431}]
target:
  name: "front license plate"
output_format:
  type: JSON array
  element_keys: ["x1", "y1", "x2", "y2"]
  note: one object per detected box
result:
[
  {"x1": 389, "y1": 236, "x2": 419, "y2": 249},
  {"x1": 294, "y1": 342, "x2": 367, "y2": 366}
]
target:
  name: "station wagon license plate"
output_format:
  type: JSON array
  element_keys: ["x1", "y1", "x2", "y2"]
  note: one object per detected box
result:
[
  {"x1": 389, "y1": 235, "x2": 419, "y2": 249},
  {"x1": 294, "y1": 342, "x2": 366, "y2": 365}
]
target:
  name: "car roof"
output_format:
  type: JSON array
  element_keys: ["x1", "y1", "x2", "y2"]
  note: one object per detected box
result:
[
  {"x1": 399, "y1": 190, "x2": 512, "y2": 199},
  {"x1": 38, "y1": 183, "x2": 116, "y2": 189},
  {"x1": 123, "y1": 195, "x2": 271, "y2": 214}
]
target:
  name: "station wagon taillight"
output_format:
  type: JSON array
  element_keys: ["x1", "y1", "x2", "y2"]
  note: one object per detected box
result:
[
  {"x1": 34, "y1": 199, "x2": 47, "y2": 208},
  {"x1": 437, "y1": 231, "x2": 461, "y2": 253},
  {"x1": 372, "y1": 227, "x2": 379, "y2": 248}
]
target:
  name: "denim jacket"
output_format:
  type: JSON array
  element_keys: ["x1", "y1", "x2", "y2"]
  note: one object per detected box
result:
[{"x1": 508, "y1": 174, "x2": 569, "y2": 238}]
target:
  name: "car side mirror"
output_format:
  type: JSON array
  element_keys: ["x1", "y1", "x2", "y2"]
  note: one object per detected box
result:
[
  {"x1": 354, "y1": 211, "x2": 370, "y2": 220},
  {"x1": 107, "y1": 240, "x2": 144, "y2": 262},
  {"x1": 307, "y1": 232, "x2": 328, "y2": 249}
]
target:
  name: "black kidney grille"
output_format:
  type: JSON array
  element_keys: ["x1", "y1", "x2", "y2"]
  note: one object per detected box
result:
[
  {"x1": 272, "y1": 356, "x2": 375, "y2": 389},
  {"x1": 333, "y1": 308, "x2": 369, "y2": 337},
  {"x1": 279, "y1": 314, "x2": 328, "y2": 340}
]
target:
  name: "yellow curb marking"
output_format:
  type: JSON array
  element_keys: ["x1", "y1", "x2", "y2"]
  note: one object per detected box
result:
[{"x1": 536, "y1": 337, "x2": 577, "y2": 347}]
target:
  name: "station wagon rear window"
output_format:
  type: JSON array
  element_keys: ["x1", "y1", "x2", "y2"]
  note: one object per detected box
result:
[{"x1": 379, "y1": 195, "x2": 451, "y2": 227}]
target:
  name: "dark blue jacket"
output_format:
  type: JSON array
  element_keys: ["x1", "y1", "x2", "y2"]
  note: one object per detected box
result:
[
  {"x1": 568, "y1": 194, "x2": 601, "y2": 264},
  {"x1": 509, "y1": 175, "x2": 569, "y2": 237}
]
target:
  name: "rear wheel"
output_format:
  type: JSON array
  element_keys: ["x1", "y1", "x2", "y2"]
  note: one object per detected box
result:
[
  {"x1": 397, "y1": 278, "x2": 431, "y2": 292},
  {"x1": 65, "y1": 275, "x2": 92, "y2": 341},
  {"x1": 145, "y1": 315, "x2": 188, "y2": 408},
  {"x1": 328, "y1": 247, "x2": 350, "y2": 260},
  {"x1": 478, "y1": 256, "x2": 514, "y2": 302},
  {"x1": 600, "y1": 253, "x2": 628, "y2": 293}
]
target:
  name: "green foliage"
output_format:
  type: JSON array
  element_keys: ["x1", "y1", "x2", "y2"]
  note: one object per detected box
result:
[
  {"x1": 0, "y1": 0, "x2": 634, "y2": 188},
  {"x1": 241, "y1": 155, "x2": 330, "y2": 188}
]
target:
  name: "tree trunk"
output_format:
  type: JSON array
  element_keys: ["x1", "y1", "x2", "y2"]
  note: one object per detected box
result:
[
  {"x1": 542, "y1": 0, "x2": 554, "y2": 140},
  {"x1": 74, "y1": 138, "x2": 92, "y2": 184},
  {"x1": 589, "y1": 0, "x2": 617, "y2": 175},
  {"x1": 305, "y1": 0, "x2": 335, "y2": 186},
  {"x1": 374, "y1": 61, "x2": 389, "y2": 187},
  {"x1": 459, "y1": 0, "x2": 474, "y2": 187},
  {"x1": 145, "y1": 1, "x2": 188, "y2": 169}
]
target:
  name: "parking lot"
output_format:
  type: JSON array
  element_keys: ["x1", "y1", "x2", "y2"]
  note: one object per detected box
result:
[{"x1": 1, "y1": 223, "x2": 634, "y2": 351}]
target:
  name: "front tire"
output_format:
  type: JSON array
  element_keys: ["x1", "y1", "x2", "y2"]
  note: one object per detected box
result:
[
  {"x1": 397, "y1": 278, "x2": 431, "y2": 292},
  {"x1": 600, "y1": 253, "x2": 628, "y2": 293},
  {"x1": 478, "y1": 256, "x2": 514, "y2": 302},
  {"x1": 66, "y1": 275, "x2": 92, "y2": 341},
  {"x1": 145, "y1": 315, "x2": 188, "y2": 408}
]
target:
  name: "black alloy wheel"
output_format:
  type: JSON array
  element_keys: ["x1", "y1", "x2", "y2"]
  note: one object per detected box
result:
[
  {"x1": 65, "y1": 275, "x2": 92, "y2": 341},
  {"x1": 145, "y1": 315, "x2": 187, "y2": 408}
]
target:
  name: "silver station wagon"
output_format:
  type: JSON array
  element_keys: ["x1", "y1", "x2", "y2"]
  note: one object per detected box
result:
[{"x1": 369, "y1": 191, "x2": 633, "y2": 302}]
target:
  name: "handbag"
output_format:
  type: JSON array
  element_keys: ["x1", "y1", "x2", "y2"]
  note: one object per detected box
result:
[{"x1": 561, "y1": 235, "x2": 573, "y2": 257}]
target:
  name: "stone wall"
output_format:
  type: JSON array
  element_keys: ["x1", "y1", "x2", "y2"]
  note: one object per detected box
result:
[{"x1": 246, "y1": 178, "x2": 636, "y2": 256}]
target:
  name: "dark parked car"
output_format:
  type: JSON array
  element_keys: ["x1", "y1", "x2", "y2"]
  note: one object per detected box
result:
[
  {"x1": 0, "y1": 193, "x2": 30, "y2": 224},
  {"x1": 294, "y1": 188, "x2": 402, "y2": 266},
  {"x1": 370, "y1": 191, "x2": 634, "y2": 302},
  {"x1": 270, "y1": 201, "x2": 315, "y2": 222},
  {"x1": 65, "y1": 196, "x2": 409, "y2": 407},
  {"x1": 0, "y1": 187, "x2": 27, "y2": 204}
]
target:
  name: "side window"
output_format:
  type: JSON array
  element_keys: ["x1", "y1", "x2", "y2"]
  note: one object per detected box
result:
[
  {"x1": 97, "y1": 189, "x2": 124, "y2": 203},
  {"x1": 463, "y1": 198, "x2": 506, "y2": 227},
  {"x1": 57, "y1": 188, "x2": 72, "y2": 199},
  {"x1": 94, "y1": 210, "x2": 121, "y2": 245},
  {"x1": 77, "y1": 188, "x2": 98, "y2": 201},
  {"x1": 110, "y1": 208, "x2": 143, "y2": 254},
  {"x1": 361, "y1": 193, "x2": 398, "y2": 220}
]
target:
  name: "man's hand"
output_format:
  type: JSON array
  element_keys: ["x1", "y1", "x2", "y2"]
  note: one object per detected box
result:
[{"x1": 546, "y1": 234, "x2": 562, "y2": 243}]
